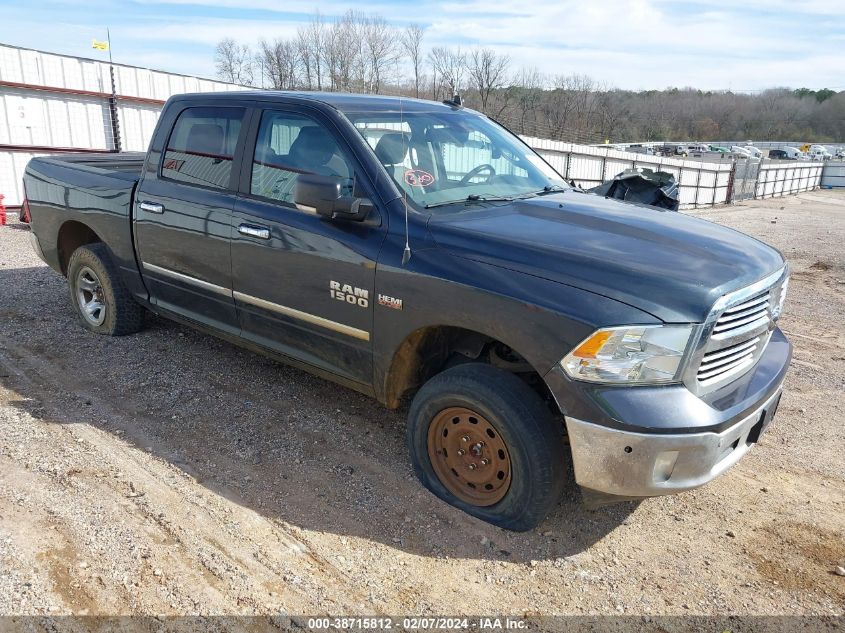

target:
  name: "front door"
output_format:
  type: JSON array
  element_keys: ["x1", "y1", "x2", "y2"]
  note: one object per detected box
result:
[
  {"x1": 134, "y1": 105, "x2": 247, "y2": 334},
  {"x1": 231, "y1": 109, "x2": 385, "y2": 385}
]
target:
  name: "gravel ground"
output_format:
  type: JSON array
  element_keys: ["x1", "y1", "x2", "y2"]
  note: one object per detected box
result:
[{"x1": 0, "y1": 190, "x2": 843, "y2": 622}]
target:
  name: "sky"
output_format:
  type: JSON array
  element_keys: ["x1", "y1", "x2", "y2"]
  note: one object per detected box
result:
[{"x1": 1, "y1": 0, "x2": 844, "y2": 91}]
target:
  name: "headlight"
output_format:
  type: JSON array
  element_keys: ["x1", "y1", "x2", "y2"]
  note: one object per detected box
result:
[{"x1": 562, "y1": 325, "x2": 693, "y2": 384}]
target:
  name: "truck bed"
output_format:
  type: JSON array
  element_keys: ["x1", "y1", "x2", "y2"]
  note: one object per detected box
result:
[
  {"x1": 35, "y1": 151, "x2": 146, "y2": 179},
  {"x1": 23, "y1": 152, "x2": 146, "y2": 296}
]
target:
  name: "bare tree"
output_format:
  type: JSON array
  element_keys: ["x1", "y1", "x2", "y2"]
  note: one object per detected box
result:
[
  {"x1": 402, "y1": 24, "x2": 425, "y2": 98},
  {"x1": 215, "y1": 38, "x2": 255, "y2": 86},
  {"x1": 324, "y1": 12, "x2": 354, "y2": 91},
  {"x1": 540, "y1": 74, "x2": 597, "y2": 139},
  {"x1": 215, "y1": 29, "x2": 845, "y2": 144},
  {"x1": 508, "y1": 66, "x2": 544, "y2": 133},
  {"x1": 306, "y1": 12, "x2": 325, "y2": 90},
  {"x1": 258, "y1": 38, "x2": 300, "y2": 90},
  {"x1": 594, "y1": 89, "x2": 626, "y2": 142},
  {"x1": 296, "y1": 28, "x2": 316, "y2": 90},
  {"x1": 362, "y1": 14, "x2": 397, "y2": 93},
  {"x1": 347, "y1": 10, "x2": 371, "y2": 92},
  {"x1": 294, "y1": 12, "x2": 326, "y2": 91},
  {"x1": 429, "y1": 46, "x2": 466, "y2": 100},
  {"x1": 467, "y1": 48, "x2": 510, "y2": 113}
]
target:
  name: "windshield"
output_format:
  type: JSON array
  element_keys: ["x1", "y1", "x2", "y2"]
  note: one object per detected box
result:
[{"x1": 343, "y1": 108, "x2": 565, "y2": 210}]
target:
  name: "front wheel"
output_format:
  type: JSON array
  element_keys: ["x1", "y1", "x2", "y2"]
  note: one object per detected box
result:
[{"x1": 407, "y1": 363, "x2": 567, "y2": 531}]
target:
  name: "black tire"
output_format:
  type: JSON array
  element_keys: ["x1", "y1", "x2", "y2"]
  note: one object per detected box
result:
[
  {"x1": 407, "y1": 363, "x2": 567, "y2": 531},
  {"x1": 67, "y1": 243, "x2": 145, "y2": 336}
]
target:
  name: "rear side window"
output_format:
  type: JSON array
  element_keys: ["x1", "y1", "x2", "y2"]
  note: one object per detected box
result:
[{"x1": 162, "y1": 107, "x2": 245, "y2": 189}]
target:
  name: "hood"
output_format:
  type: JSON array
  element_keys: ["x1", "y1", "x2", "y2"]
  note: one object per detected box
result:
[{"x1": 427, "y1": 191, "x2": 785, "y2": 323}]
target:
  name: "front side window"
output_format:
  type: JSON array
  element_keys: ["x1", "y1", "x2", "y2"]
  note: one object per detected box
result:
[
  {"x1": 345, "y1": 108, "x2": 565, "y2": 210},
  {"x1": 250, "y1": 111, "x2": 353, "y2": 206},
  {"x1": 162, "y1": 106, "x2": 244, "y2": 189}
]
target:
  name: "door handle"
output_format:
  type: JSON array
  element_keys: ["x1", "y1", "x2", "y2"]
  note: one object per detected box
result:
[
  {"x1": 238, "y1": 224, "x2": 270, "y2": 240},
  {"x1": 138, "y1": 200, "x2": 164, "y2": 214}
]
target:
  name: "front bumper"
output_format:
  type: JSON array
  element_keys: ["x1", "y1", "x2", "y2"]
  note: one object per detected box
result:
[
  {"x1": 545, "y1": 326, "x2": 791, "y2": 498},
  {"x1": 566, "y1": 387, "x2": 782, "y2": 497}
]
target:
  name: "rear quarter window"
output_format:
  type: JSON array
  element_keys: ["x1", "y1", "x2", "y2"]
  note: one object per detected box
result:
[{"x1": 161, "y1": 106, "x2": 245, "y2": 190}]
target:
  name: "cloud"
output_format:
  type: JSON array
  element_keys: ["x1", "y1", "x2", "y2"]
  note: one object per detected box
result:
[
  {"x1": 120, "y1": 17, "x2": 302, "y2": 46},
  {"x1": 1, "y1": 0, "x2": 843, "y2": 89},
  {"x1": 423, "y1": 0, "x2": 845, "y2": 89}
]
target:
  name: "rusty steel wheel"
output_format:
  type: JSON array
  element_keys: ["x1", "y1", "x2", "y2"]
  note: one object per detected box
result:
[
  {"x1": 409, "y1": 363, "x2": 567, "y2": 530},
  {"x1": 427, "y1": 407, "x2": 512, "y2": 506}
]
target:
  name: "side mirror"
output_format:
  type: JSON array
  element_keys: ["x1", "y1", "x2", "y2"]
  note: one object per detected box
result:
[{"x1": 294, "y1": 173, "x2": 372, "y2": 222}]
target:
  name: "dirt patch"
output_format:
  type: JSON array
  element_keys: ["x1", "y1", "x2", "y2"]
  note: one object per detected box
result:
[
  {"x1": 749, "y1": 522, "x2": 845, "y2": 598},
  {"x1": 809, "y1": 261, "x2": 832, "y2": 271},
  {"x1": 36, "y1": 543, "x2": 99, "y2": 615}
]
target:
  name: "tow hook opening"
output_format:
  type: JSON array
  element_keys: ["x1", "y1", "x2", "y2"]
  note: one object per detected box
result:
[{"x1": 653, "y1": 450, "x2": 680, "y2": 483}]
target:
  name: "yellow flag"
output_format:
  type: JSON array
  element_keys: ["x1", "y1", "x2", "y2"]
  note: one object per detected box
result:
[{"x1": 92, "y1": 39, "x2": 109, "y2": 51}]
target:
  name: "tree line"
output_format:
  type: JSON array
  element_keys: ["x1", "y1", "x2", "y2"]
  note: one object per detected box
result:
[{"x1": 215, "y1": 11, "x2": 845, "y2": 145}]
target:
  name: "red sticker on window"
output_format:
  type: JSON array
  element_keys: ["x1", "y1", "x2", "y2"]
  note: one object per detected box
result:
[
  {"x1": 163, "y1": 158, "x2": 184, "y2": 171},
  {"x1": 404, "y1": 169, "x2": 435, "y2": 187}
]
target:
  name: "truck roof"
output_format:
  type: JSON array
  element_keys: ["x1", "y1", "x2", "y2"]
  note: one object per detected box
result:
[{"x1": 170, "y1": 90, "x2": 464, "y2": 113}]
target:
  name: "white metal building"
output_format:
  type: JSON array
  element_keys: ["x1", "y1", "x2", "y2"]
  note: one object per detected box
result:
[{"x1": 0, "y1": 43, "x2": 251, "y2": 208}]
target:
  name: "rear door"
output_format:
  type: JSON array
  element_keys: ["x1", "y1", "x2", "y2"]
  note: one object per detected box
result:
[
  {"x1": 134, "y1": 104, "x2": 249, "y2": 334},
  {"x1": 230, "y1": 107, "x2": 386, "y2": 385}
]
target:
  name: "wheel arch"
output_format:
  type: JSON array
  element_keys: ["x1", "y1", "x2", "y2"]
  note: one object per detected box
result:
[
  {"x1": 57, "y1": 220, "x2": 102, "y2": 276},
  {"x1": 381, "y1": 324, "x2": 554, "y2": 410}
]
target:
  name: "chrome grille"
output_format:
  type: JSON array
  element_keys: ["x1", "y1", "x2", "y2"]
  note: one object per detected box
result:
[
  {"x1": 711, "y1": 290, "x2": 770, "y2": 339},
  {"x1": 693, "y1": 269, "x2": 786, "y2": 392},
  {"x1": 697, "y1": 335, "x2": 763, "y2": 385}
]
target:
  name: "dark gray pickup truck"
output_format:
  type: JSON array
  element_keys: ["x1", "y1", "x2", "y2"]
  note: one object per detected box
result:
[{"x1": 22, "y1": 91, "x2": 791, "y2": 530}]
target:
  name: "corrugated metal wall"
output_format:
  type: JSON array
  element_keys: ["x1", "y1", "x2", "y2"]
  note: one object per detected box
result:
[
  {"x1": 756, "y1": 162, "x2": 824, "y2": 197},
  {"x1": 524, "y1": 136, "x2": 824, "y2": 208},
  {"x1": 1, "y1": 87, "x2": 110, "y2": 148},
  {"x1": 820, "y1": 161, "x2": 845, "y2": 188},
  {"x1": 0, "y1": 43, "x2": 252, "y2": 206},
  {"x1": 525, "y1": 136, "x2": 735, "y2": 208}
]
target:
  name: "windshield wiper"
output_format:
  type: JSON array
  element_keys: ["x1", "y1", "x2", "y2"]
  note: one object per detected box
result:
[
  {"x1": 508, "y1": 184, "x2": 569, "y2": 201},
  {"x1": 424, "y1": 194, "x2": 514, "y2": 209},
  {"x1": 504, "y1": 185, "x2": 569, "y2": 201},
  {"x1": 534, "y1": 184, "x2": 568, "y2": 195}
]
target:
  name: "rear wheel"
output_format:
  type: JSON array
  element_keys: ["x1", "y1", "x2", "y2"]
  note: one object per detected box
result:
[
  {"x1": 67, "y1": 243, "x2": 145, "y2": 336},
  {"x1": 408, "y1": 363, "x2": 567, "y2": 531}
]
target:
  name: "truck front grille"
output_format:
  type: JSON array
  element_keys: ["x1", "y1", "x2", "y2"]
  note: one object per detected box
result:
[
  {"x1": 694, "y1": 271, "x2": 786, "y2": 391},
  {"x1": 711, "y1": 290, "x2": 770, "y2": 339},
  {"x1": 697, "y1": 335, "x2": 764, "y2": 384}
]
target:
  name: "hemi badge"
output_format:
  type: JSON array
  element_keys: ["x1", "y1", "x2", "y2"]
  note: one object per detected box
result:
[{"x1": 378, "y1": 294, "x2": 403, "y2": 310}]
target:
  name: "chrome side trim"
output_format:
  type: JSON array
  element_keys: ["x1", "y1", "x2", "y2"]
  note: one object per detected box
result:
[
  {"x1": 233, "y1": 291, "x2": 370, "y2": 342},
  {"x1": 140, "y1": 262, "x2": 370, "y2": 341},
  {"x1": 141, "y1": 262, "x2": 232, "y2": 298}
]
